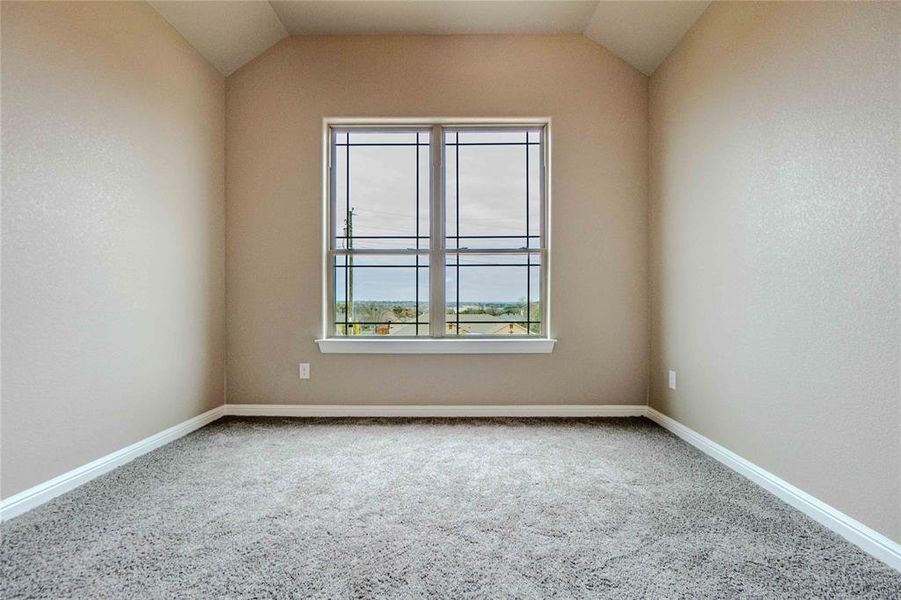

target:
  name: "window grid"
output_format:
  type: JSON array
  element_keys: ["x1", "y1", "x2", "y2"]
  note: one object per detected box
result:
[
  {"x1": 415, "y1": 131, "x2": 420, "y2": 336},
  {"x1": 526, "y1": 130, "x2": 531, "y2": 335},
  {"x1": 344, "y1": 135, "x2": 349, "y2": 335},
  {"x1": 455, "y1": 131, "x2": 460, "y2": 335},
  {"x1": 327, "y1": 123, "x2": 548, "y2": 339}
]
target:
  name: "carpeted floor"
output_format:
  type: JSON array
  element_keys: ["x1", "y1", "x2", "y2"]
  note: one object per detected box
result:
[{"x1": 1, "y1": 417, "x2": 898, "y2": 598}]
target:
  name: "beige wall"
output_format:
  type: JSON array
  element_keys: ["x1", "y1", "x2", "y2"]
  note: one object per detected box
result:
[
  {"x1": 226, "y1": 35, "x2": 648, "y2": 406},
  {"x1": 1, "y1": 2, "x2": 226, "y2": 498},
  {"x1": 1, "y1": 0, "x2": 895, "y2": 548},
  {"x1": 649, "y1": 2, "x2": 900, "y2": 541}
]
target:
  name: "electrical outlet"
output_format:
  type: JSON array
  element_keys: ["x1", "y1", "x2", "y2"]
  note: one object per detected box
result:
[
  {"x1": 668, "y1": 370, "x2": 676, "y2": 390},
  {"x1": 299, "y1": 363, "x2": 310, "y2": 380}
]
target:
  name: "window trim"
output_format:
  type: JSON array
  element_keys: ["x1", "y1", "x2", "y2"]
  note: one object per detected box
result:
[{"x1": 317, "y1": 117, "x2": 555, "y2": 354}]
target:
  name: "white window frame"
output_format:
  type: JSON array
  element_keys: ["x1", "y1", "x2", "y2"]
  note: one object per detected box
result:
[{"x1": 316, "y1": 118, "x2": 555, "y2": 354}]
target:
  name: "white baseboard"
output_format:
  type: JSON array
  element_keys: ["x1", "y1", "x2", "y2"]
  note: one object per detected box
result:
[
  {"x1": 3, "y1": 401, "x2": 897, "y2": 573},
  {"x1": 224, "y1": 404, "x2": 647, "y2": 418},
  {"x1": 645, "y1": 407, "x2": 901, "y2": 572},
  {"x1": 0, "y1": 405, "x2": 226, "y2": 522}
]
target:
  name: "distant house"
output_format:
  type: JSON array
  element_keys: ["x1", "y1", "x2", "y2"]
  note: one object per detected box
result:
[
  {"x1": 387, "y1": 312, "x2": 529, "y2": 336},
  {"x1": 378, "y1": 309, "x2": 402, "y2": 323},
  {"x1": 450, "y1": 313, "x2": 529, "y2": 335}
]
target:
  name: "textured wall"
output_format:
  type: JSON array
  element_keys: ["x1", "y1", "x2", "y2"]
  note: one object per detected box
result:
[
  {"x1": 1, "y1": 1, "x2": 226, "y2": 498},
  {"x1": 226, "y1": 35, "x2": 648, "y2": 406},
  {"x1": 649, "y1": 2, "x2": 900, "y2": 540}
]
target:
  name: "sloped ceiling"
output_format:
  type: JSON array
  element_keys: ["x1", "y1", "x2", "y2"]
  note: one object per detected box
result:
[
  {"x1": 149, "y1": 0, "x2": 710, "y2": 77},
  {"x1": 270, "y1": 1, "x2": 598, "y2": 35},
  {"x1": 148, "y1": 1, "x2": 288, "y2": 75},
  {"x1": 584, "y1": 1, "x2": 711, "y2": 75}
]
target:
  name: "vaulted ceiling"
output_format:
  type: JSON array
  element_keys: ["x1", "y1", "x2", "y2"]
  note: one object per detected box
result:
[{"x1": 148, "y1": 0, "x2": 710, "y2": 77}]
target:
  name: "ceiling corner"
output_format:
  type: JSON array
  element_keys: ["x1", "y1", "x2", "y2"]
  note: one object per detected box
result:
[
  {"x1": 149, "y1": 0, "x2": 289, "y2": 76},
  {"x1": 583, "y1": 1, "x2": 710, "y2": 76}
]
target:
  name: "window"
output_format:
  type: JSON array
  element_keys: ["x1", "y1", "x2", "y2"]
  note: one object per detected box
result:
[{"x1": 320, "y1": 120, "x2": 553, "y2": 353}]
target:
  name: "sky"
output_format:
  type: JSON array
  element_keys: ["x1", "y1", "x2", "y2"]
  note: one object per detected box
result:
[{"x1": 333, "y1": 129, "x2": 542, "y2": 304}]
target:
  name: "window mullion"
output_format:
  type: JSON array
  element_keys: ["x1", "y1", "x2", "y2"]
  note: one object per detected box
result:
[
  {"x1": 447, "y1": 248, "x2": 544, "y2": 254},
  {"x1": 540, "y1": 126, "x2": 549, "y2": 337},
  {"x1": 330, "y1": 249, "x2": 428, "y2": 256},
  {"x1": 429, "y1": 124, "x2": 445, "y2": 338},
  {"x1": 325, "y1": 127, "x2": 337, "y2": 338}
]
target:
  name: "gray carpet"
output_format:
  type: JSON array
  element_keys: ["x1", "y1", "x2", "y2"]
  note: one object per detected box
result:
[{"x1": 1, "y1": 417, "x2": 899, "y2": 598}]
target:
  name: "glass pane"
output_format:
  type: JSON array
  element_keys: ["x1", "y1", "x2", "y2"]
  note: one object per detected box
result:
[
  {"x1": 334, "y1": 254, "x2": 429, "y2": 337},
  {"x1": 334, "y1": 129, "x2": 430, "y2": 250},
  {"x1": 344, "y1": 131, "x2": 418, "y2": 145},
  {"x1": 445, "y1": 253, "x2": 541, "y2": 336},
  {"x1": 528, "y1": 142, "x2": 541, "y2": 245},
  {"x1": 453, "y1": 129, "x2": 540, "y2": 144},
  {"x1": 445, "y1": 129, "x2": 542, "y2": 250}
]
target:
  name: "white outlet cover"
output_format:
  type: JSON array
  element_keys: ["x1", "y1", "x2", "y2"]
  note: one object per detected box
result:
[
  {"x1": 299, "y1": 363, "x2": 310, "y2": 379},
  {"x1": 668, "y1": 370, "x2": 676, "y2": 390}
]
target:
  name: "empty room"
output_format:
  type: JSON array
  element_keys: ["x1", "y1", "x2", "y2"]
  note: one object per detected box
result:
[{"x1": 1, "y1": 0, "x2": 899, "y2": 597}]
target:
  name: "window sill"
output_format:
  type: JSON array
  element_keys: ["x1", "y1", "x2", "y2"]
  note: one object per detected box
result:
[{"x1": 315, "y1": 338, "x2": 557, "y2": 354}]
